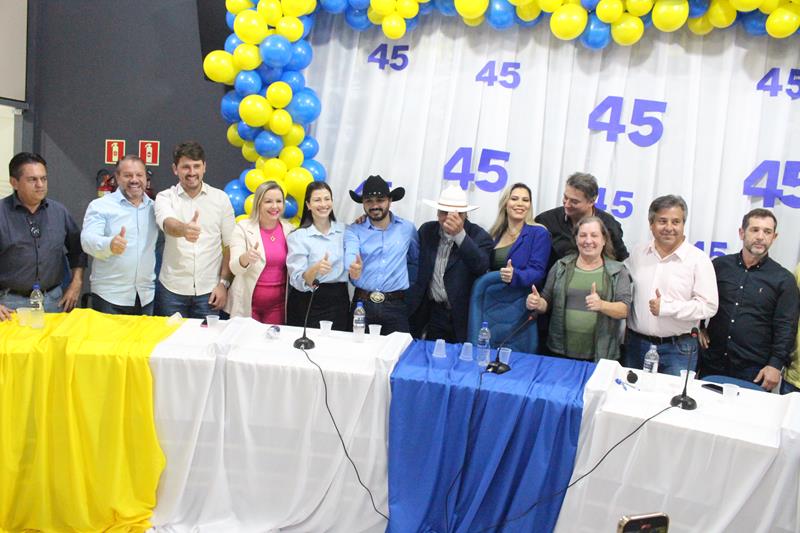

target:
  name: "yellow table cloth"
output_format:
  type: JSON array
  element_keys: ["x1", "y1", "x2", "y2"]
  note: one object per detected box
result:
[{"x1": 0, "y1": 309, "x2": 180, "y2": 532}]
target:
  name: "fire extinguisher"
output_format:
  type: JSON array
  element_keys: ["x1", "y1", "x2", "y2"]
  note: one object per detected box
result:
[{"x1": 96, "y1": 169, "x2": 114, "y2": 197}]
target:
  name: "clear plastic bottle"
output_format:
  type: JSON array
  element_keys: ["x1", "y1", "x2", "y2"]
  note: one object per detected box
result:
[
  {"x1": 643, "y1": 344, "x2": 659, "y2": 374},
  {"x1": 477, "y1": 321, "x2": 491, "y2": 367},
  {"x1": 353, "y1": 301, "x2": 366, "y2": 341},
  {"x1": 29, "y1": 283, "x2": 45, "y2": 329}
]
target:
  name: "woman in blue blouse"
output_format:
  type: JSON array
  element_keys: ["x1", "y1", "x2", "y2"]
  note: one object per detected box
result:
[
  {"x1": 286, "y1": 182, "x2": 350, "y2": 330},
  {"x1": 489, "y1": 183, "x2": 552, "y2": 289}
]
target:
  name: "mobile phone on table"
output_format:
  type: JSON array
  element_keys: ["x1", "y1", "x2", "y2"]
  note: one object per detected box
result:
[
  {"x1": 200, "y1": 317, "x2": 208, "y2": 327},
  {"x1": 618, "y1": 512, "x2": 669, "y2": 532},
  {"x1": 701, "y1": 383, "x2": 723, "y2": 394}
]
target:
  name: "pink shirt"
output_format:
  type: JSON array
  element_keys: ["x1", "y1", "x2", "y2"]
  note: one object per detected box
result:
[
  {"x1": 626, "y1": 238, "x2": 718, "y2": 337},
  {"x1": 256, "y1": 225, "x2": 287, "y2": 286}
]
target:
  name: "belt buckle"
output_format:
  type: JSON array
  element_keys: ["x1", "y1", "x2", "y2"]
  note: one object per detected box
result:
[{"x1": 369, "y1": 291, "x2": 385, "y2": 304}]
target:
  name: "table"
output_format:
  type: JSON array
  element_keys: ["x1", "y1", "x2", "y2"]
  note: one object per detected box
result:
[
  {"x1": 555, "y1": 360, "x2": 800, "y2": 533},
  {"x1": 388, "y1": 340, "x2": 597, "y2": 533},
  {"x1": 149, "y1": 317, "x2": 412, "y2": 532}
]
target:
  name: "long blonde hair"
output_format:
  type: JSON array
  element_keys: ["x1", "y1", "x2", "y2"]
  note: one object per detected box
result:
[
  {"x1": 249, "y1": 181, "x2": 285, "y2": 223},
  {"x1": 489, "y1": 183, "x2": 536, "y2": 240}
]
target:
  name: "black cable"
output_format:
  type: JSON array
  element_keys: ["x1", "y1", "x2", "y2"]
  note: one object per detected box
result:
[
  {"x1": 472, "y1": 404, "x2": 675, "y2": 533},
  {"x1": 297, "y1": 347, "x2": 390, "y2": 521}
]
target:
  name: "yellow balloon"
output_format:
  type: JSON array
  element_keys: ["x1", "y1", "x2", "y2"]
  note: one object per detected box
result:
[
  {"x1": 538, "y1": 0, "x2": 564, "y2": 12},
  {"x1": 611, "y1": 12, "x2": 644, "y2": 44},
  {"x1": 516, "y1": 0, "x2": 542, "y2": 19},
  {"x1": 282, "y1": 123, "x2": 306, "y2": 146},
  {"x1": 550, "y1": 4, "x2": 588, "y2": 38},
  {"x1": 463, "y1": 14, "x2": 486, "y2": 24},
  {"x1": 282, "y1": 0, "x2": 308, "y2": 16},
  {"x1": 651, "y1": 0, "x2": 689, "y2": 30},
  {"x1": 233, "y1": 43, "x2": 262, "y2": 71},
  {"x1": 455, "y1": 0, "x2": 490, "y2": 18},
  {"x1": 759, "y1": 0, "x2": 780, "y2": 13},
  {"x1": 269, "y1": 109, "x2": 293, "y2": 135},
  {"x1": 297, "y1": 0, "x2": 318, "y2": 16},
  {"x1": 686, "y1": 14, "x2": 714, "y2": 33},
  {"x1": 382, "y1": 13, "x2": 407, "y2": 38},
  {"x1": 626, "y1": 0, "x2": 653, "y2": 16},
  {"x1": 227, "y1": 0, "x2": 255, "y2": 14},
  {"x1": 266, "y1": 81, "x2": 294, "y2": 108},
  {"x1": 729, "y1": 0, "x2": 763, "y2": 10},
  {"x1": 372, "y1": 0, "x2": 398, "y2": 15},
  {"x1": 279, "y1": 146, "x2": 305, "y2": 169},
  {"x1": 258, "y1": 0, "x2": 284, "y2": 25},
  {"x1": 596, "y1": 0, "x2": 624, "y2": 22},
  {"x1": 285, "y1": 167, "x2": 314, "y2": 202},
  {"x1": 227, "y1": 123, "x2": 245, "y2": 148},
  {"x1": 766, "y1": 4, "x2": 800, "y2": 35},
  {"x1": 276, "y1": 16, "x2": 304, "y2": 41},
  {"x1": 203, "y1": 50, "x2": 237, "y2": 84},
  {"x1": 239, "y1": 94, "x2": 273, "y2": 127},
  {"x1": 236, "y1": 213, "x2": 250, "y2": 223},
  {"x1": 263, "y1": 158, "x2": 289, "y2": 180},
  {"x1": 244, "y1": 193, "x2": 256, "y2": 215},
  {"x1": 706, "y1": 0, "x2": 736, "y2": 26},
  {"x1": 244, "y1": 169, "x2": 267, "y2": 192},
  {"x1": 256, "y1": 156, "x2": 268, "y2": 169},
  {"x1": 509, "y1": 0, "x2": 535, "y2": 5},
  {"x1": 234, "y1": 10, "x2": 269, "y2": 44},
  {"x1": 397, "y1": 0, "x2": 421, "y2": 17},
  {"x1": 368, "y1": 6, "x2": 386, "y2": 23},
  {"x1": 272, "y1": 177, "x2": 289, "y2": 198},
  {"x1": 242, "y1": 141, "x2": 259, "y2": 162}
]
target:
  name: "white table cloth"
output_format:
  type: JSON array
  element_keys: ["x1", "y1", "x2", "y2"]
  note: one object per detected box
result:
[
  {"x1": 148, "y1": 317, "x2": 412, "y2": 533},
  {"x1": 555, "y1": 360, "x2": 800, "y2": 533}
]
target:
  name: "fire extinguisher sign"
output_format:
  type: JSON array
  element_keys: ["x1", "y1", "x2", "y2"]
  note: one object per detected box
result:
[
  {"x1": 104, "y1": 139, "x2": 126, "y2": 165},
  {"x1": 139, "y1": 140, "x2": 160, "y2": 166}
]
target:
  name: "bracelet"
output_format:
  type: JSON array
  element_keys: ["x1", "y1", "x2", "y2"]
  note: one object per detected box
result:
[{"x1": 218, "y1": 278, "x2": 231, "y2": 289}]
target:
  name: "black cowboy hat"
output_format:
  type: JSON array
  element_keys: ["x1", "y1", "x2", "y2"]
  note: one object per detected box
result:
[{"x1": 349, "y1": 174, "x2": 405, "y2": 203}]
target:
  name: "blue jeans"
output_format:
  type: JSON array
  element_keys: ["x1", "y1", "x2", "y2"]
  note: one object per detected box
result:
[
  {"x1": 625, "y1": 331, "x2": 698, "y2": 376},
  {"x1": 154, "y1": 281, "x2": 217, "y2": 319},
  {"x1": 698, "y1": 354, "x2": 762, "y2": 384},
  {"x1": 91, "y1": 293, "x2": 153, "y2": 316},
  {"x1": 781, "y1": 379, "x2": 799, "y2": 395},
  {"x1": 350, "y1": 298, "x2": 409, "y2": 335},
  {"x1": 0, "y1": 285, "x2": 64, "y2": 313}
]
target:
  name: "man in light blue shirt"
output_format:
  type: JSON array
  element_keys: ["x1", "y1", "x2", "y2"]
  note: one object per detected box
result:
[
  {"x1": 81, "y1": 155, "x2": 158, "y2": 315},
  {"x1": 344, "y1": 175, "x2": 418, "y2": 334}
]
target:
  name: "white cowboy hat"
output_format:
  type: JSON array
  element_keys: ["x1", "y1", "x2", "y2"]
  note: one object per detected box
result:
[{"x1": 423, "y1": 184, "x2": 479, "y2": 213}]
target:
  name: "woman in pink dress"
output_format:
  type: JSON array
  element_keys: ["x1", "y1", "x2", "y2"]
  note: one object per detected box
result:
[{"x1": 225, "y1": 181, "x2": 293, "y2": 323}]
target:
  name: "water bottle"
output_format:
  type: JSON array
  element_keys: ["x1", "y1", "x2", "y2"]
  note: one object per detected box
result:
[
  {"x1": 353, "y1": 301, "x2": 366, "y2": 341},
  {"x1": 643, "y1": 344, "x2": 659, "y2": 374},
  {"x1": 30, "y1": 284, "x2": 44, "y2": 311},
  {"x1": 477, "y1": 321, "x2": 491, "y2": 367}
]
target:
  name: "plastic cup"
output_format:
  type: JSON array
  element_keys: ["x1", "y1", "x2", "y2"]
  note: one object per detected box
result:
[
  {"x1": 722, "y1": 383, "x2": 740, "y2": 401},
  {"x1": 680, "y1": 369, "x2": 696, "y2": 382},
  {"x1": 205, "y1": 315, "x2": 220, "y2": 329},
  {"x1": 319, "y1": 320, "x2": 333, "y2": 335},
  {"x1": 432, "y1": 338, "x2": 447, "y2": 358},
  {"x1": 498, "y1": 347, "x2": 512, "y2": 365},
  {"x1": 29, "y1": 308, "x2": 44, "y2": 329},
  {"x1": 369, "y1": 324, "x2": 382, "y2": 337},
  {"x1": 459, "y1": 342, "x2": 473, "y2": 361},
  {"x1": 16, "y1": 307, "x2": 31, "y2": 327}
]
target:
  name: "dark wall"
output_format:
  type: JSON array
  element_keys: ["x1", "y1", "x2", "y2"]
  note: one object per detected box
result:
[{"x1": 31, "y1": 0, "x2": 243, "y2": 224}]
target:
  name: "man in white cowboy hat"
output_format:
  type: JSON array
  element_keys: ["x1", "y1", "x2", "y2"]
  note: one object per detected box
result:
[
  {"x1": 344, "y1": 174, "x2": 419, "y2": 335},
  {"x1": 407, "y1": 183, "x2": 493, "y2": 343}
]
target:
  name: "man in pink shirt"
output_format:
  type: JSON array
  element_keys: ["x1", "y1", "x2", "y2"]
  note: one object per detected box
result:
[{"x1": 624, "y1": 195, "x2": 719, "y2": 375}]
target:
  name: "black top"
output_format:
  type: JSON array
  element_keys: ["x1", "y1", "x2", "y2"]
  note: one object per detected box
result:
[
  {"x1": 0, "y1": 193, "x2": 87, "y2": 292},
  {"x1": 706, "y1": 252, "x2": 800, "y2": 370},
  {"x1": 534, "y1": 206, "x2": 628, "y2": 268}
]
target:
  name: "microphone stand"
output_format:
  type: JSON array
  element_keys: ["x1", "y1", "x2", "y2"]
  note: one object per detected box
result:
[
  {"x1": 486, "y1": 313, "x2": 536, "y2": 375},
  {"x1": 670, "y1": 328, "x2": 699, "y2": 410},
  {"x1": 293, "y1": 279, "x2": 320, "y2": 350}
]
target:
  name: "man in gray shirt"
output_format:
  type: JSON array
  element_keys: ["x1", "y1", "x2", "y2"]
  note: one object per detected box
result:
[{"x1": 0, "y1": 152, "x2": 86, "y2": 319}]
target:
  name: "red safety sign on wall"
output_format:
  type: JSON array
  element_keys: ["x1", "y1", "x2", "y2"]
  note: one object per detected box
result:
[
  {"x1": 104, "y1": 139, "x2": 126, "y2": 165},
  {"x1": 139, "y1": 140, "x2": 160, "y2": 166}
]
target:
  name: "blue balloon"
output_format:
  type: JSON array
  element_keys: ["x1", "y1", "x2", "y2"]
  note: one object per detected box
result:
[
  {"x1": 581, "y1": 0, "x2": 600, "y2": 9},
  {"x1": 640, "y1": 12, "x2": 652, "y2": 28},
  {"x1": 349, "y1": 0, "x2": 371, "y2": 10},
  {"x1": 226, "y1": 11, "x2": 236, "y2": 30},
  {"x1": 228, "y1": 189, "x2": 247, "y2": 216},
  {"x1": 345, "y1": 7, "x2": 372, "y2": 29},
  {"x1": 287, "y1": 40, "x2": 313, "y2": 71},
  {"x1": 257, "y1": 64, "x2": 283, "y2": 85},
  {"x1": 254, "y1": 130, "x2": 284, "y2": 158},
  {"x1": 221, "y1": 91, "x2": 243, "y2": 123},
  {"x1": 486, "y1": 0, "x2": 516, "y2": 29},
  {"x1": 741, "y1": 10, "x2": 767, "y2": 35},
  {"x1": 284, "y1": 196, "x2": 299, "y2": 218},
  {"x1": 298, "y1": 136, "x2": 320, "y2": 159},
  {"x1": 237, "y1": 121, "x2": 261, "y2": 142},
  {"x1": 224, "y1": 33, "x2": 244, "y2": 54},
  {"x1": 419, "y1": 1, "x2": 435, "y2": 14},
  {"x1": 224, "y1": 179, "x2": 244, "y2": 196},
  {"x1": 234, "y1": 69, "x2": 263, "y2": 96},
  {"x1": 514, "y1": 10, "x2": 542, "y2": 26},
  {"x1": 238, "y1": 168, "x2": 252, "y2": 187},
  {"x1": 260, "y1": 35, "x2": 293, "y2": 68},
  {"x1": 300, "y1": 14, "x2": 316, "y2": 38},
  {"x1": 302, "y1": 159, "x2": 327, "y2": 182},
  {"x1": 580, "y1": 13, "x2": 611, "y2": 50},
  {"x1": 280, "y1": 70, "x2": 306, "y2": 92},
  {"x1": 286, "y1": 88, "x2": 322, "y2": 124},
  {"x1": 406, "y1": 14, "x2": 419, "y2": 31},
  {"x1": 434, "y1": 0, "x2": 458, "y2": 16},
  {"x1": 688, "y1": 0, "x2": 709, "y2": 18}
]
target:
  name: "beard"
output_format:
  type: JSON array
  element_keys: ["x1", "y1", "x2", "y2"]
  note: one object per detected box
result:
[{"x1": 367, "y1": 207, "x2": 388, "y2": 222}]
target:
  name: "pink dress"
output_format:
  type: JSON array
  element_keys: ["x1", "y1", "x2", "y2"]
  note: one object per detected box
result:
[{"x1": 251, "y1": 225, "x2": 287, "y2": 324}]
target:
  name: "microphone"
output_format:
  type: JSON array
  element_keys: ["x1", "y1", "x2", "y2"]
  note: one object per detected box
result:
[
  {"x1": 293, "y1": 278, "x2": 320, "y2": 350},
  {"x1": 486, "y1": 312, "x2": 537, "y2": 375},
  {"x1": 670, "y1": 327, "x2": 699, "y2": 410}
]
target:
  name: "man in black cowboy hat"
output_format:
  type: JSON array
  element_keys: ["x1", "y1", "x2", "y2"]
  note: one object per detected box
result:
[{"x1": 344, "y1": 175, "x2": 419, "y2": 335}]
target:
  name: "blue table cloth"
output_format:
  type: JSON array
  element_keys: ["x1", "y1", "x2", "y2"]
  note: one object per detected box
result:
[{"x1": 388, "y1": 340, "x2": 596, "y2": 533}]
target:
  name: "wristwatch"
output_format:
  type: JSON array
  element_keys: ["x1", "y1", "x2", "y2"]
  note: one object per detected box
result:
[{"x1": 218, "y1": 278, "x2": 231, "y2": 289}]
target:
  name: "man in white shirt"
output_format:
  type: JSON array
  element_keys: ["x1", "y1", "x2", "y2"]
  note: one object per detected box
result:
[
  {"x1": 624, "y1": 195, "x2": 718, "y2": 375},
  {"x1": 154, "y1": 141, "x2": 235, "y2": 318}
]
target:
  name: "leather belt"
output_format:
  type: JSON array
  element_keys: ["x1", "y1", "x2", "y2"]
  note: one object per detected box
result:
[
  {"x1": 7, "y1": 284, "x2": 59, "y2": 297},
  {"x1": 630, "y1": 329, "x2": 693, "y2": 346},
  {"x1": 354, "y1": 288, "x2": 404, "y2": 304}
]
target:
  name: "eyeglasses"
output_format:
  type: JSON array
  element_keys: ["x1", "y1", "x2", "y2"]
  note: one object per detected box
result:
[{"x1": 27, "y1": 219, "x2": 41, "y2": 239}]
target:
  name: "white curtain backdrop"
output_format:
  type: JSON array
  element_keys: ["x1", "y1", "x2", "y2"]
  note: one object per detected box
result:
[{"x1": 305, "y1": 15, "x2": 800, "y2": 269}]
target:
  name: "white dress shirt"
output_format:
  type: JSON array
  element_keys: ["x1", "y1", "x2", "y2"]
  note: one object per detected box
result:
[
  {"x1": 155, "y1": 182, "x2": 235, "y2": 296},
  {"x1": 626, "y1": 238, "x2": 718, "y2": 337}
]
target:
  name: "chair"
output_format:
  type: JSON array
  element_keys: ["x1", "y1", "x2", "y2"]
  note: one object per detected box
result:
[
  {"x1": 701, "y1": 375, "x2": 765, "y2": 392},
  {"x1": 467, "y1": 271, "x2": 538, "y2": 354}
]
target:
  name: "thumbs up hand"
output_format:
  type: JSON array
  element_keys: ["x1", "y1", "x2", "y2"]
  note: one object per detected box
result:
[
  {"x1": 649, "y1": 288, "x2": 661, "y2": 316},
  {"x1": 184, "y1": 210, "x2": 201, "y2": 242},
  {"x1": 585, "y1": 281, "x2": 603, "y2": 312},
  {"x1": 244, "y1": 240, "x2": 261, "y2": 267},
  {"x1": 349, "y1": 253, "x2": 363, "y2": 280},
  {"x1": 526, "y1": 284, "x2": 545, "y2": 312},
  {"x1": 500, "y1": 259, "x2": 514, "y2": 284},
  {"x1": 317, "y1": 251, "x2": 332, "y2": 277},
  {"x1": 110, "y1": 226, "x2": 127, "y2": 255}
]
